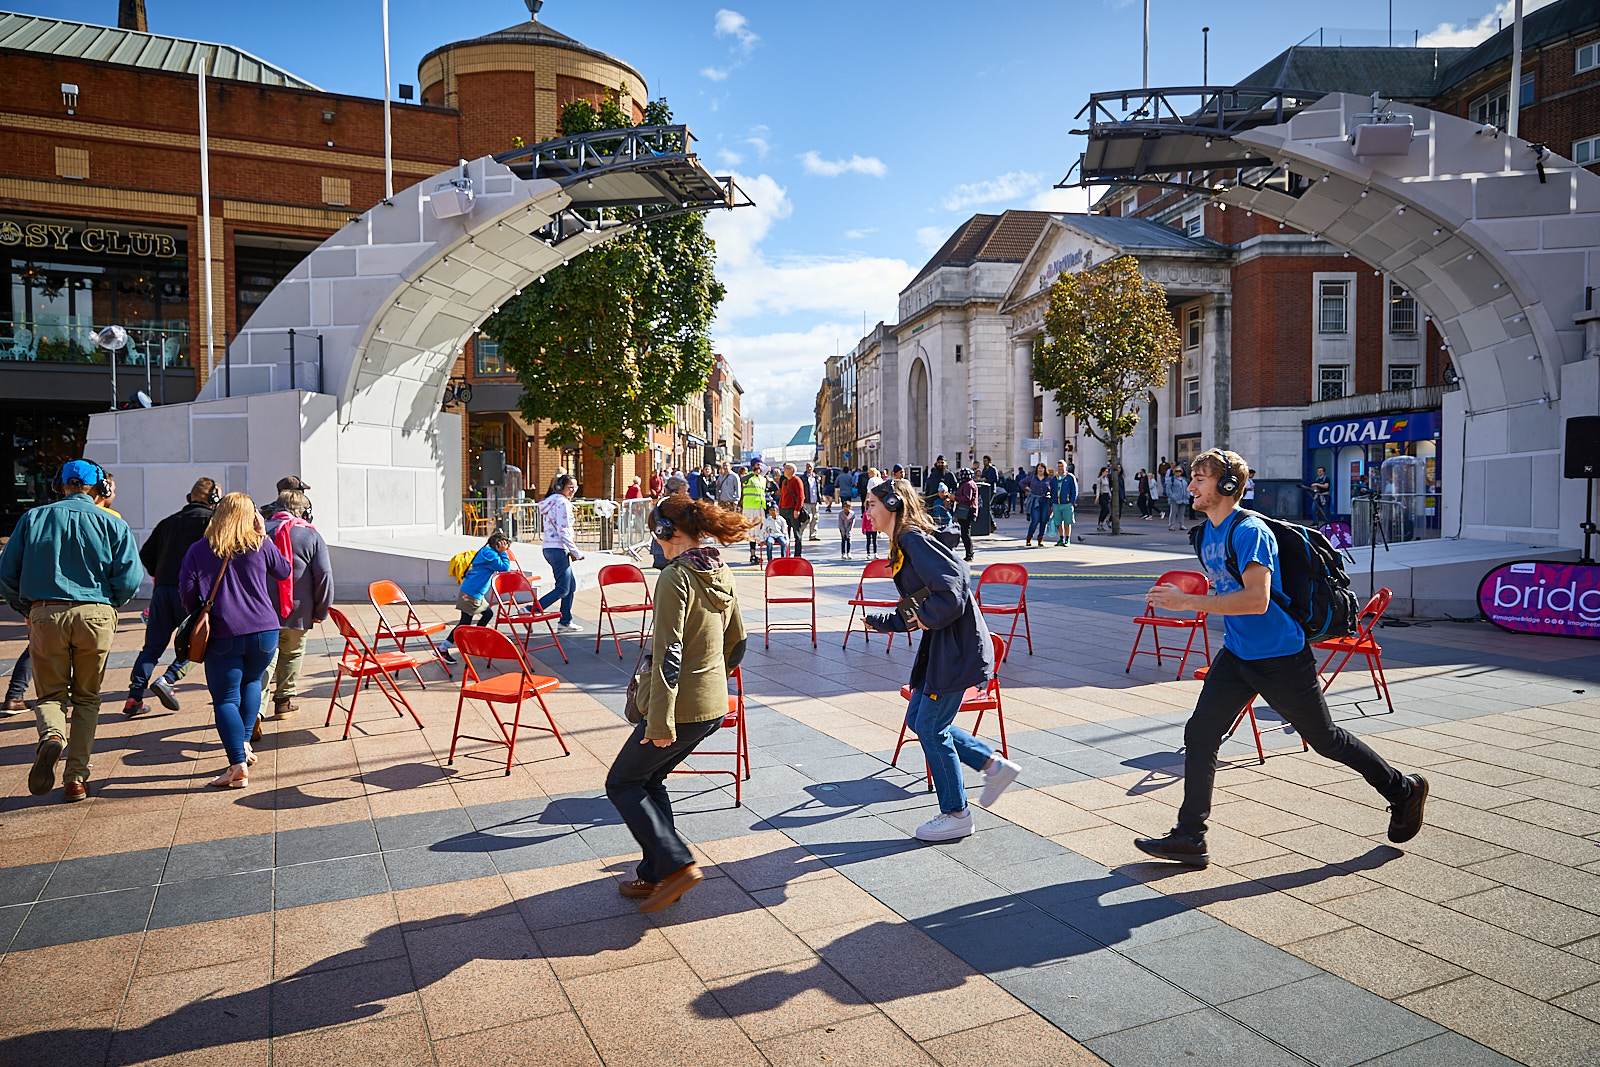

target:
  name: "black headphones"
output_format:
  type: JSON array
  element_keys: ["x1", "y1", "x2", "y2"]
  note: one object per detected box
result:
[
  {"x1": 1216, "y1": 452, "x2": 1244, "y2": 496},
  {"x1": 198, "y1": 481, "x2": 221, "y2": 507},
  {"x1": 651, "y1": 504, "x2": 676, "y2": 541},
  {"x1": 874, "y1": 483, "x2": 903, "y2": 513},
  {"x1": 53, "y1": 460, "x2": 111, "y2": 497}
]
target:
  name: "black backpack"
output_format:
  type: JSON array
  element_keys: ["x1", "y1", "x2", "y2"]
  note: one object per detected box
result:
[{"x1": 1189, "y1": 510, "x2": 1359, "y2": 643}]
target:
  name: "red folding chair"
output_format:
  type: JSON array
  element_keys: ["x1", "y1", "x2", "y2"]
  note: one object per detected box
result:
[
  {"x1": 1196, "y1": 664, "x2": 1308, "y2": 765},
  {"x1": 842, "y1": 558, "x2": 901, "y2": 653},
  {"x1": 670, "y1": 665, "x2": 752, "y2": 805},
  {"x1": 764, "y1": 557, "x2": 817, "y2": 648},
  {"x1": 1314, "y1": 587, "x2": 1395, "y2": 712},
  {"x1": 490, "y1": 570, "x2": 568, "y2": 664},
  {"x1": 369, "y1": 580, "x2": 451, "y2": 684},
  {"x1": 447, "y1": 625, "x2": 566, "y2": 774},
  {"x1": 1126, "y1": 570, "x2": 1213, "y2": 680},
  {"x1": 324, "y1": 607, "x2": 424, "y2": 740},
  {"x1": 976, "y1": 563, "x2": 1032, "y2": 658},
  {"x1": 595, "y1": 564, "x2": 653, "y2": 658},
  {"x1": 892, "y1": 633, "x2": 1009, "y2": 789}
]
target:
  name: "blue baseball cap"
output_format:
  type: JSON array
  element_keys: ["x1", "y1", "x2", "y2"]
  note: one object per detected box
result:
[{"x1": 60, "y1": 460, "x2": 103, "y2": 485}]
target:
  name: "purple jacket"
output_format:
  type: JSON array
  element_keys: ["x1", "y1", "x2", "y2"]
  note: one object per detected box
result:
[{"x1": 179, "y1": 537, "x2": 292, "y2": 640}]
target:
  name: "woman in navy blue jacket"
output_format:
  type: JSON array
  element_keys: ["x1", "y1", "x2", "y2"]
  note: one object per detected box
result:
[{"x1": 862, "y1": 479, "x2": 1022, "y2": 842}]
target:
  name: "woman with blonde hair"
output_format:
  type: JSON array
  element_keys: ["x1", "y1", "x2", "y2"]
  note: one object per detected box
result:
[
  {"x1": 178, "y1": 492, "x2": 291, "y2": 788},
  {"x1": 862, "y1": 478, "x2": 1019, "y2": 842}
]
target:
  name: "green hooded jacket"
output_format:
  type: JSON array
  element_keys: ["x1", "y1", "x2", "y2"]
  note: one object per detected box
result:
[{"x1": 641, "y1": 549, "x2": 747, "y2": 741}]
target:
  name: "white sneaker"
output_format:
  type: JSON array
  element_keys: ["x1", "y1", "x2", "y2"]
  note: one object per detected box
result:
[
  {"x1": 979, "y1": 755, "x2": 1021, "y2": 806},
  {"x1": 915, "y1": 809, "x2": 974, "y2": 842},
  {"x1": 556, "y1": 622, "x2": 585, "y2": 634}
]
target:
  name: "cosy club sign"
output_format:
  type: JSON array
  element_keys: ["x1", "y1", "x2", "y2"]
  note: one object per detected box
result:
[
  {"x1": 1478, "y1": 560, "x2": 1600, "y2": 639},
  {"x1": 0, "y1": 219, "x2": 180, "y2": 258}
]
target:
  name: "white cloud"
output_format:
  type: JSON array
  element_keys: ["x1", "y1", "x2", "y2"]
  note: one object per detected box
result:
[
  {"x1": 714, "y1": 9, "x2": 760, "y2": 53},
  {"x1": 916, "y1": 226, "x2": 948, "y2": 253},
  {"x1": 700, "y1": 66, "x2": 730, "y2": 82},
  {"x1": 716, "y1": 147, "x2": 743, "y2": 167},
  {"x1": 940, "y1": 170, "x2": 1046, "y2": 211},
  {"x1": 744, "y1": 125, "x2": 771, "y2": 159},
  {"x1": 843, "y1": 227, "x2": 876, "y2": 240},
  {"x1": 1029, "y1": 185, "x2": 1092, "y2": 213},
  {"x1": 1418, "y1": 0, "x2": 1559, "y2": 46},
  {"x1": 799, "y1": 151, "x2": 888, "y2": 178},
  {"x1": 717, "y1": 323, "x2": 856, "y2": 448}
]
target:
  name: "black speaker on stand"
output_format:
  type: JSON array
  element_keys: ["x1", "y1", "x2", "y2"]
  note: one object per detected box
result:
[{"x1": 1564, "y1": 416, "x2": 1600, "y2": 563}]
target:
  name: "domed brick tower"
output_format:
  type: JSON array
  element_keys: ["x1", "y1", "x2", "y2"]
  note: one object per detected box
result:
[{"x1": 418, "y1": 0, "x2": 648, "y2": 159}]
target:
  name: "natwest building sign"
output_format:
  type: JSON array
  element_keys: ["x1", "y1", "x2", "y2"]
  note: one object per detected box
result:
[{"x1": 1304, "y1": 410, "x2": 1441, "y2": 449}]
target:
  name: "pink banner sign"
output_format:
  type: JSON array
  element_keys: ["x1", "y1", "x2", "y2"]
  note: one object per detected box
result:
[{"x1": 1477, "y1": 560, "x2": 1600, "y2": 639}]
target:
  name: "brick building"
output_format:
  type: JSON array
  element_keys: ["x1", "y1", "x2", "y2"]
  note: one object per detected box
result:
[{"x1": 0, "y1": 2, "x2": 689, "y2": 532}]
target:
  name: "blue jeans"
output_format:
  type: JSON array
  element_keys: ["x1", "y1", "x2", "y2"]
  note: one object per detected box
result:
[
  {"x1": 128, "y1": 585, "x2": 191, "y2": 699},
  {"x1": 1026, "y1": 498, "x2": 1050, "y2": 542},
  {"x1": 204, "y1": 631, "x2": 278, "y2": 766},
  {"x1": 540, "y1": 548, "x2": 576, "y2": 625},
  {"x1": 905, "y1": 687, "x2": 994, "y2": 814}
]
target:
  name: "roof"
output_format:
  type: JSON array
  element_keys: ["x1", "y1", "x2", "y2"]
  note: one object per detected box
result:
[
  {"x1": 786, "y1": 425, "x2": 816, "y2": 447},
  {"x1": 1439, "y1": 0, "x2": 1600, "y2": 93},
  {"x1": 908, "y1": 210, "x2": 1053, "y2": 288},
  {"x1": 0, "y1": 11, "x2": 320, "y2": 90},
  {"x1": 420, "y1": 17, "x2": 645, "y2": 91},
  {"x1": 1064, "y1": 214, "x2": 1233, "y2": 255},
  {"x1": 1235, "y1": 44, "x2": 1470, "y2": 102}
]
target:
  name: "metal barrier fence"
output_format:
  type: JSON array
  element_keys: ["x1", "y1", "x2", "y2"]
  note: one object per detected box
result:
[{"x1": 463, "y1": 496, "x2": 654, "y2": 555}]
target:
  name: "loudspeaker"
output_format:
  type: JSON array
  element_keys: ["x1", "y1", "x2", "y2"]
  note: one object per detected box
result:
[
  {"x1": 478, "y1": 448, "x2": 506, "y2": 488},
  {"x1": 1565, "y1": 417, "x2": 1600, "y2": 479}
]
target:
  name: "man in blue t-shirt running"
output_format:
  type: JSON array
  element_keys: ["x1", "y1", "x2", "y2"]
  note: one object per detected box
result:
[{"x1": 1133, "y1": 448, "x2": 1427, "y2": 868}]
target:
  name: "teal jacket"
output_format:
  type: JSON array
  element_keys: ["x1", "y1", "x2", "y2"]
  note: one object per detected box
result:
[{"x1": 0, "y1": 495, "x2": 145, "y2": 612}]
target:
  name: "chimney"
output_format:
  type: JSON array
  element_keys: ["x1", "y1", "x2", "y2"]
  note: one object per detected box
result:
[{"x1": 118, "y1": 0, "x2": 147, "y2": 32}]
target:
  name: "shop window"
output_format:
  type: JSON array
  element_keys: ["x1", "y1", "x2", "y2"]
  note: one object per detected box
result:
[
  {"x1": 1389, "y1": 284, "x2": 1417, "y2": 334},
  {"x1": 1470, "y1": 74, "x2": 1533, "y2": 129},
  {"x1": 1388, "y1": 365, "x2": 1417, "y2": 392},
  {"x1": 1319, "y1": 281, "x2": 1348, "y2": 334},
  {"x1": 1319, "y1": 365, "x2": 1347, "y2": 401},
  {"x1": 1573, "y1": 134, "x2": 1600, "y2": 165},
  {"x1": 1182, "y1": 212, "x2": 1203, "y2": 238},
  {"x1": 54, "y1": 147, "x2": 88, "y2": 180},
  {"x1": 474, "y1": 333, "x2": 507, "y2": 375},
  {"x1": 1579, "y1": 42, "x2": 1599, "y2": 74},
  {"x1": 1184, "y1": 375, "x2": 1200, "y2": 414},
  {"x1": 1185, "y1": 305, "x2": 1202, "y2": 350}
]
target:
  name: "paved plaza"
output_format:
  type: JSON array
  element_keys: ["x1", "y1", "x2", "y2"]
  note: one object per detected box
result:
[{"x1": 1, "y1": 519, "x2": 1599, "y2": 1066}]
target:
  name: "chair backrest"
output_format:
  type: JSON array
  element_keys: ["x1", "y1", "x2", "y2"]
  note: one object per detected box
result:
[
  {"x1": 328, "y1": 606, "x2": 378, "y2": 662},
  {"x1": 725, "y1": 665, "x2": 745, "y2": 725},
  {"x1": 465, "y1": 502, "x2": 480, "y2": 521},
  {"x1": 978, "y1": 563, "x2": 1028, "y2": 590},
  {"x1": 765, "y1": 557, "x2": 814, "y2": 580},
  {"x1": 862, "y1": 558, "x2": 894, "y2": 581},
  {"x1": 369, "y1": 580, "x2": 408, "y2": 609},
  {"x1": 597, "y1": 564, "x2": 646, "y2": 588},
  {"x1": 1145, "y1": 570, "x2": 1211, "y2": 616},
  {"x1": 491, "y1": 570, "x2": 536, "y2": 599},
  {"x1": 453, "y1": 623, "x2": 532, "y2": 681},
  {"x1": 987, "y1": 632, "x2": 1007, "y2": 694},
  {"x1": 1355, "y1": 587, "x2": 1393, "y2": 638}
]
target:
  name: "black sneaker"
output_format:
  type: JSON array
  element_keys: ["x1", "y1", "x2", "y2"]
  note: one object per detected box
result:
[
  {"x1": 1133, "y1": 828, "x2": 1210, "y2": 867},
  {"x1": 151, "y1": 676, "x2": 181, "y2": 711},
  {"x1": 123, "y1": 699, "x2": 151, "y2": 718},
  {"x1": 1387, "y1": 774, "x2": 1429, "y2": 843},
  {"x1": 29, "y1": 736, "x2": 63, "y2": 796}
]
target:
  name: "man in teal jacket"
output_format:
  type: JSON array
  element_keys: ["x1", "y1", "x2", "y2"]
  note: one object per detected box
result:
[{"x1": 0, "y1": 460, "x2": 144, "y2": 801}]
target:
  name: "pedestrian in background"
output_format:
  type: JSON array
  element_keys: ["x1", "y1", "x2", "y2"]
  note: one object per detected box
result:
[
  {"x1": 2, "y1": 603, "x2": 30, "y2": 716},
  {"x1": 0, "y1": 460, "x2": 143, "y2": 801},
  {"x1": 1166, "y1": 465, "x2": 1190, "y2": 531},
  {"x1": 1022, "y1": 463, "x2": 1054, "y2": 547},
  {"x1": 1094, "y1": 466, "x2": 1112, "y2": 530},
  {"x1": 261, "y1": 488, "x2": 333, "y2": 720},
  {"x1": 954, "y1": 468, "x2": 979, "y2": 562},
  {"x1": 625, "y1": 477, "x2": 643, "y2": 500},
  {"x1": 779, "y1": 463, "x2": 806, "y2": 558},
  {"x1": 838, "y1": 499, "x2": 857, "y2": 559},
  {"x1": 440, "y1": 531, "x2": 514, "y2": 661},
  {"x1": 740, "y1": 464, "x2": 767, "y2": 565},
  {"x1": 1136, "y1": 468, "x2": 1153, "y2": 520},
  {"x1": 608, "y1": 494, "x2": 751, "y2": 913},
  {"x1": 537, "y1": 474, "x2": 584, "y2": 633},
  {"x1": 1053, "y1": 460, "x2": 1078, "y2": 546},
  {"x1": 126, "y1": 477, "x2": 218, "y2": 718},
  {"x1": 178, "y1": 492, "x2": 290, "y2": 790},
  {"x1": 802, "y1": 462, "x2": 822, "y2": 540},
  {"x1": 716, "y1": 462, "x2": 742, "y2": 512},
  {"x1": 759, "y1": 506, "x2": 790, "y2": 562},
  {"x1": 862, "y1": 479, "x2": 1018, "y2": 842},
  {"x1": 862, "y1": 506, "x2": 878, "y2": 557}
]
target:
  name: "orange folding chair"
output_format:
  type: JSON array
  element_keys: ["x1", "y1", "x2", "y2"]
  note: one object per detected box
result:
[
  {"x1": 1126, "y1": 570, "x2": 1213, "y2": 680},
  {"x1": 842, "y1": 558, "x2": 902, "y2": 653},
  {"x1": 1314, "y1": 587, "x2": 1395, "y2": 712},
  {"x1": 369, "y1": 580, "x2": 452, "y2": 683},
  {"x1": 324, "y1": 607, "x2": 425, "y2": 740},
  {"x1": 976, "y1": 563, "x2": 1032, "y2": 659},
  {"x1": 464, "y1": 502, "x2": 491, "y2": 537},
  {"x1": 447, "y1": 625, "x2": 565, "y2": 774},
  {"x1": 490, "y1": 570, "x2": 568, "y2": 665},
  {"x1": 764, "y1": 557, "x2": 817, "y2": 648},
  {"x1": 596, "y1": 564, "x2": 653, "y2": 658},
  {"x1": 1196, "y1": 664, "x2": 1310, "y2": 764},
  {"x1": 892, "y1": 633, "x2": 1010, "y2": 789},
  {"x1": 670, "y1": 665, "x2": 752, "y2": 805}
]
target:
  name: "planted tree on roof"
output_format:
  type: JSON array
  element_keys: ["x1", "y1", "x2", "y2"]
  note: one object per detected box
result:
[
  {"x1": 1034, "y1": 254, "x2": 1181, "y2": 536},
  {"x1": 482, "y1": 88, "x2": 725, "y2": 498}
]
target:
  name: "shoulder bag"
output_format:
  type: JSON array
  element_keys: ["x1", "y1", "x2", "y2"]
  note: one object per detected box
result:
[{"x1": 175, "y1": 556, "x2": 231, "y2": 664}]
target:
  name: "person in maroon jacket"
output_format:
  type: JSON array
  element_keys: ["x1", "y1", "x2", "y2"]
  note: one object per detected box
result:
[
  {"x1": 178, "y1": 493, "x2": 291, "y2": 789},
  {"x1": 778, "y1": 463, "x2": 807, "y2": 558}
]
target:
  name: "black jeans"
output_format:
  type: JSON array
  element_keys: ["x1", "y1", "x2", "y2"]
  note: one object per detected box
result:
[
  {"x1": 958, "y1": 520, "x2": 974, "y2": 559},
  {"x1": 128, "y1": 584, "x2": 191, "y2": 699},
  {"x1": 606, "y1": 717, "x2": 723, "y2": 883},
  {"x1": 5, "y1": 646, "x2": 30, "y2": 702},
  {"x1": 1177, "y1": 647, "x2": 1406, "y2": 838},
  {"x1": 449, "y1": 601, "x2": 494, "y2": 645},
  {"x1": 1097, "y1": 493, "x2": 1111, "y2": 525},
  {"x1": 787, "y1": 519, "x2": 806, "y2": 557}
]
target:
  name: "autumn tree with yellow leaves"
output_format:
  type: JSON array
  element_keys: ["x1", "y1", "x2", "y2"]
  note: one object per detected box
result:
[{"x1": 1034, "y1": 255, "x2": 1182, "y2": 536}]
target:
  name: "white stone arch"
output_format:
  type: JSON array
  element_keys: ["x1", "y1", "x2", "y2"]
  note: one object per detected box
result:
[{"x1": 907, "y1": 353, "x2": 931, "y2": 470}]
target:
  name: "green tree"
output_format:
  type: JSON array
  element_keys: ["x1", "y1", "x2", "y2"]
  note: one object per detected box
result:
[
  {"x1": 1034, "y1": 255, "x2": 1182, "y2": 536},
  {"x1": 482, "y1": 90, "x2": 725, "y2": 497}
]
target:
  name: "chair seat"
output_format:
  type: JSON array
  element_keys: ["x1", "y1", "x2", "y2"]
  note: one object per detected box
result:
[
  {"x1": 602, "y1": 602, "x2": 651, "y2": 613},
  {"x1": 503, "y1": 607, "x2": 561, "y2": 624},
  {"x1": 848, "y1": 598, "x2": 897, "y2": 609},
  {"x1": 899, "y1": 683, "x2": 986, "y2": 706},
  {"x1": 346, "y1": 651, "x2": 419, "y2": 673},
  {"x1": 388, "y1": 622, "x2": 448, "y2": 637},
  {"x1": 463, "y1": 673, "x2": 560, "y2": 702},
  {"x1": 979, "y1": 603, "x2": 1024, "y2": 615},
  {"x1": 767, "y1": 595, "x2": 814, "y2": 605},
  {"x1": 1314, "y1": 636, "x2": 1380, "y2": 653},
  {"x1": 1136, "y1": 615, "x2": 1205, "y2": 628}
]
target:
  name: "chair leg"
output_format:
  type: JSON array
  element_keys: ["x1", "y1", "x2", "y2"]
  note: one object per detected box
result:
[
  {"x1": 1247, "y1": 704, "x2": 1266, "y2": 763},
  {"x1": 448, "y1": 690, "x2": 467, "y2": 764},
  {"x1": 843, "y1": 604, "x2": 858, "y2": 650},
  {"x1": 545, "y1": 619, "x2": 569, "y2": 665},
  {"x1": 1021, "y1": 602, "x2": 1033, "y2": 654},
  {"x1": 537, "y1": 692, "x2": 568, "y2": 756},
  {"x1": 890, "y1": 721, "x2": 910, "y2": 766},
  {"x1": 810, "y1": 598, "x2": 817, "y2": 648},
  {"x1": 1151, "y1": 623, "x2": 1165, "y2": 669},
  {"x1": 739, "y1": 711, "x2": 751, "y2": 779},
  {"x1": 1175, "y1": 625, "x2": 1200, "y2": 681},
  {"x1": 1320, "y1": 648, "x2": 1359, "y2": 694},
  {"x1": 504, "y1": 698, "x2": 524, "y2": 775},
  {"x1": 1201, "y1": 623, "x2": 1212, "y2": 669},
  {"x1": 995, "y1": 693, "x2": 1007, "y2": 758},
  {"x1": 425, "y1": 634, "x2": 453, "y2": 678},
  {"x1": 1368, "y1": 653, "x2": 1395, "y2": 713},
  {"x1": 1125, "y1": 622, "x2": 1145, "y2": 673},
  {"x1": 342, "y1": 670, "x2": 363, "y2": 740},
  {"x1": 595, "y1": 604, "x2": 605, "y2": 655},
  {"x1": 325, "y1": 665, "x2": 345, "y2": 727}
]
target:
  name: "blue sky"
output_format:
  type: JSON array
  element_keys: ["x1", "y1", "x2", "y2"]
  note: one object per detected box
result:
[{"x1": 20, "y1": 1, "x2": 1545, "y2": 447}]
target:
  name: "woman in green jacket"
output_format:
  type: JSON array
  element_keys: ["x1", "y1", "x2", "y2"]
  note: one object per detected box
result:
[{"x1": 607, "y1": 494, "x2": 753, "y2": 913}]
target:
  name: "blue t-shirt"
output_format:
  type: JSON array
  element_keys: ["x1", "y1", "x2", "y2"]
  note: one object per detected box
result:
[{"x1": 1198, "y1": 514, "x2": 1306, "y2": 660}]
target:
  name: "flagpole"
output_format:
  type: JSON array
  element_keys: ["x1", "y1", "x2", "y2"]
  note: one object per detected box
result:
[
  {"x1": 383, "y1": 0, "x2": 394, "y2": 201},
  {"x1": 1507, "y1": 0, "x2": 1525, "y2": 141},
  {"x1": 199, "y1": 51, "x2": 215, "y2": 380}
]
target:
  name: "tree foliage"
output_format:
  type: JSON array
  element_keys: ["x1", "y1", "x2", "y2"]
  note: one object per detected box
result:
[
  {"x1": 1034, "y1": 255, "x2": 1182, "y2": 535},
  {"x1": 481, "y1": 90, "x2": 725, "y2": 495}
]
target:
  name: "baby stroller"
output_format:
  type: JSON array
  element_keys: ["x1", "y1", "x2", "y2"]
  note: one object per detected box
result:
[{"x1": 989, "y1": 486, "x2": 1012, "y2": 519}]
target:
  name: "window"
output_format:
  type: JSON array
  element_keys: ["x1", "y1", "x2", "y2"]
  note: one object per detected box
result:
[
  {"x1": 955, "y1": 344, "x2": 962, "y2": 363},
  {"x1": 54, "y1": 147, "x2": 88, "y2": 180},
  {"x1": 1579, "y1": 42, "x2": 1599, "y2": 74},
  {"x1": 1470, "y1": 74, "x2": 1534, "y2": 129},
  {"x1": 1185, "y1": 305, "x2": 1203, "y2": 350},
  {"x1": 1389, "y1": 284, "x2": 1417, "y2": 334},
  {"x1": 1388, "y1": 365, "x2": 1417, "y2": 392},
  {"x1": 321, "y1": 176, "x2": 351, "y2": 207},
  {"x1": 1574, "y1": 134, "x2": 1600, "y2": 165},
  {"x1": 1182, "y1": 211, "x2": 1203, "y2": 238},
  {"x1": 474, "y1": 333, "x2": 506, "y2": 375},
  {"x1": 1319, "y1": 281, "x2": 1348, "y2": 333},
  {"x1": 1319, "y1": 365, "x2": 1347, "y2": 401},
  {"x1": 1184, "y1": 376, "x2": 1201, "y2": 414}
]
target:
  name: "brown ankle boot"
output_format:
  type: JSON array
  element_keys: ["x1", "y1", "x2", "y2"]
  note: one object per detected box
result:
[{"x1": 273, "y1": 698, "x2": 299, "y2": 719}]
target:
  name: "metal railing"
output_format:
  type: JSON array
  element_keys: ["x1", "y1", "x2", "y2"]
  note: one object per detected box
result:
[
  {"x1": 462, "y1": 496, "x2": 654, "y2": 554},
  {"x1": 1, "y1": 319, "x2": 190, "y2": 367}
]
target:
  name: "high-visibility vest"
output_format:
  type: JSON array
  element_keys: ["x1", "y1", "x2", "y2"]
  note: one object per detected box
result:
[{"x1": 741, "y1": 473, "x2": 766, "y2": 509}]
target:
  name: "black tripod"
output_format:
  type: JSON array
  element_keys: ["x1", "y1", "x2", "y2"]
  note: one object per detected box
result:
[
  {"x1": 1582, "y1": 477, "x2": 1597, "y2": 565},
  {"x1": 1355, "y1": 483, "x2": 1390, "y2": 601}
]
